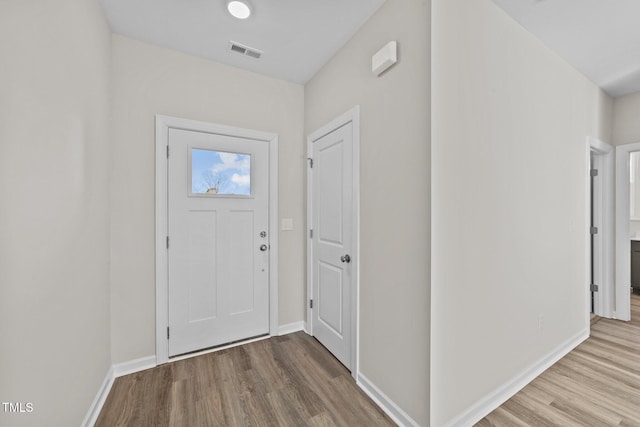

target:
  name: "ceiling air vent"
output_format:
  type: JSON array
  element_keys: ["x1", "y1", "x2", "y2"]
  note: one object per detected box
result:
[{"x1": 228, "y1": 41, "x2": 262, "y2": 60}]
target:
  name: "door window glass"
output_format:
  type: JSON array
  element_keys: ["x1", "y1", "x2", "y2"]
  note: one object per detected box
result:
[{"x1": 191, "y1": 148, "x2": 251, "y2": 196}]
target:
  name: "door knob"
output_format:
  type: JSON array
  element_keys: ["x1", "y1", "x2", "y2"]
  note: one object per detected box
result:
[
  {"x1": 340, "y1": 254, "x2": 351, "y2": 263},
  {"x1": 260, "y1": 244, "x2": 268, "y2": 252}
]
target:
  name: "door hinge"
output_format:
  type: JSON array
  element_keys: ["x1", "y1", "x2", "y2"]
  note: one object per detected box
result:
[
  {"x1": 590, "y1": 169, "x2": 598, "y2": 177},
  {"x1": 309, "y1": 229, "x2": 313, "y2": 238},
  {"x1": 590, "y1": 227, "x2": 598, "y2": 235},
  {"x1": 590, "y1": 283, "x2": 599, "y2": 292},
  {"x1": 166, "y1": 145, "x2": 169, "y2": 158},
  {"x1": 167, "y1": 326, "x2": 170, "y2": 339},
  {"x1": 309, "y1": 299, "x2": 313, "y2": 309},
  {"x1": 307, "y1": 157, "x2": 313, "y2": 168},
  {"x1": 166, "y1": 236, "x2": 170, "y2": 248}
]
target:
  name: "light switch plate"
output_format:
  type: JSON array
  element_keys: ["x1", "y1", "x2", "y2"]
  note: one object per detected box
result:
[{"x1": 281, "y1": 218, "x2": 293, "y2": 231}]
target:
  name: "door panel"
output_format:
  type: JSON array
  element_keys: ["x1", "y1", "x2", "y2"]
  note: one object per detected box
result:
[
  {"x1": 187, "y1": 210, "x2": 218, "y2": 322},
  {"x1": 318, "y1": 261, "x2": 343, "y2": 336},
  {"x1": 312, "y1": 122, "x2": 353, "y2": 369},
  {"x1": 319, "y1": 142, "x2": 344, "y2": 245},
  {"x1": 168, "y1": 128, "x2": 269, "y2": 357},
  {"x1": 228, "y1": 210, "x2": 255, "y2": 315}
]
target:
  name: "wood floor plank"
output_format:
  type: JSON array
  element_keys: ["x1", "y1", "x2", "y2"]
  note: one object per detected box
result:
[
  {"x1": 536, "y1": 367, "x2": 640, "y2": 422},
  {"x1": 529, "y1": 377, "x2": 627, "y2": 425},
  {"x1": 577, "y1": 338, "x2": 640, "y2": 374},
  {"x1": 265, "y1": 387, "x2": 311, "y2": 427},
  {"x1": 476, "y1": 294, "x2": 640, "y2": 426},
  {"x1": 270, "y1": 336, "x2": 327, "y2": 419},
  {"x1": 275, "y1": 339, "x2": 367, "y2": 426},
  {"x1": 478, "y1": 406, "x2": 531, "y2": 427},
  {"x1": 550, "y1": 357, "x2": 640, "y2": 404},
  {"x1": 95, "y1": 332, "x2": 395, "y2": 427},
  {"x1": 307, "y1": 411, "x2": 339, "y2": 427}
]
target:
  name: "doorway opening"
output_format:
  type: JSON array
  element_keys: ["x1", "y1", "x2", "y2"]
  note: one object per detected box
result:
[
  {"x1": 588, "y1": 137, "x2": 614, "y2": 319},
  {"x1": 614, "y1": 142, "x2": 640, "y2": 321},
  {"x1": 630, "y1": 152, "x2": 640, "y2": 304}
]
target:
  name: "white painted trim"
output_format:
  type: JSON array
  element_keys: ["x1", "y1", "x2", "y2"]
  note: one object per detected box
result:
[
  {"x1": 155, "y1": 115, "x2": 279, "y2": 364},
  {"x1": 268, "y1": 134, "x2": 279, "y2": 338},
  {"x1": 615, "y1": 142, "x2": 640, "y2": 321},
  {"x1": 155, "y1": 116, "x2": 170, "y2": 365},
  {"x1": 442, "y1": 329, "x2": 589, "y2": 427},
  {"x1": 81, "y1": 367, "x2": 114, "y2": 427},
  {"x1": 586, "y1": 146, "x2": 593, "y2": 324},
  {"x1": 588, "y1": 137, "x2": 614, "y2": 318},
  {"x1": 306, "y1": 106, "x2": 360, "y2": 379},
  {"x1": 113, "y1": 356, "x2": 157, "y2": 378},
  {"x1": 590, "y1": 136, "x2": 613, "y2": 154},
  {"x1": 306, "y1": 137, "x2": 313, "y2": 334},
  {"x1": 277, "y1": 321, "x2": 305, "y2": 336},
  {"x1": 357, "y1": 373, "x2": 420, "y2": 427}
]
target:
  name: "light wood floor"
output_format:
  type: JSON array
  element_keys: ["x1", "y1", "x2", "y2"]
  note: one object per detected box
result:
[
  {"x1": 477, "y1": 294, "x2": 640, "y2": 426},
  {"x1": 95, "y1": 332, "x2": 395, "y2": 427}
]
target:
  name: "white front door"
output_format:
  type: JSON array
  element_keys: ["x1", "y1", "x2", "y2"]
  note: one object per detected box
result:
[
  {"x1": 310, "y1": 121, "x2": 354, "y2": 370},
  {"x1": 167, "y1": 127, "x2": 270, "y2": 357}
]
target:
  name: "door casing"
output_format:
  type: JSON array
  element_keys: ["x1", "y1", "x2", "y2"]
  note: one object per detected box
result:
[
  {"x1": 306, "y1": 106, "x2": 360, "y2": 378},
  {"x1": 588, "y1": 137, "x2": 614, "y2": 319},
  {"x1": 155, "y1": 115, "x2": 279, "y2": 364}
]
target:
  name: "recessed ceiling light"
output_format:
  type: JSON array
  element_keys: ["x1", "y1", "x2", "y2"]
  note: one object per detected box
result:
[{"x1": 227, "y1": 1, "x2": 251, "y2": 19}]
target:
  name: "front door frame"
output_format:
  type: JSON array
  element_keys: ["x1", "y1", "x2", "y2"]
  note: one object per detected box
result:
[
  {"x1": 306, "y1": 106, "x2": 360, "y2": 378},
  {"x1": 155, "y1": 115, "x2": 279, "y2": 364}
]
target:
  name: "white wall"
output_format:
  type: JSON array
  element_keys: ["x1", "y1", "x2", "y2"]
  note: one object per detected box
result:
[
  {"x1": 305, "y1": 0, "x2": 431, "y2": 424},
  {"x1": 431, "y1": 0, "x2": 613, "y2": 425},
  {"x1": 0, "y1": 0, "x2": 112, "y2": 425},
  {"x1": 613, "y1": 91, "x2": 640, "y2": 146},
  {"x1": 110, "y1": 35, "x2": 305, "y2": 363}
]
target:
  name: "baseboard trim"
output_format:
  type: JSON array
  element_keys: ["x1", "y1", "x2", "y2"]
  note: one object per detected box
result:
[
  {"x1": 357, "y1": 373, "x2": 420, "y2": 427},
  {"x1": 443, "y1": 328, "x2": 589, "y2": 427},
  {"x1": 81, "y1": 366, "x2": 114, "y2": 427},
  {"x1": 278, "y1": 321, "x2": 306, "y2": 336},
  {"x1": 113, "y1": 356, "x2": 157, "y2": 378},
  {"x1": 82, "y1": 356, "x2": 156, "y2": 426}
]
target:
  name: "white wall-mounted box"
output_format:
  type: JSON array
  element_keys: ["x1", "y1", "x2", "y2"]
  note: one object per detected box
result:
[{"x1": 372, "y1": 41, "x2": 397, "y2": 76}]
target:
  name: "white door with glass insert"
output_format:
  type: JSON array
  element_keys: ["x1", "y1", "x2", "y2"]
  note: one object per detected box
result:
[
  {"x1": 168, "y1": 128, "x2": 269, "y2": 357},
  {"x1": 310, "y1": 121, "x2": 354, "y2": 369}
]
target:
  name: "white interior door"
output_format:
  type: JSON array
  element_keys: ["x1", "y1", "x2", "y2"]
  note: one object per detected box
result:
[
  {"x1": 311, "y1": 122, "x2": 354, "y2": 369},
  {"x1": 167, "y1": 128, "x2": 269, "y2": 357}
]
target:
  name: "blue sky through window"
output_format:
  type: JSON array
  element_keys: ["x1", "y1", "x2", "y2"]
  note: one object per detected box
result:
[{"x1": 191, "y1": 149, "x2": 251, "y2": 195}]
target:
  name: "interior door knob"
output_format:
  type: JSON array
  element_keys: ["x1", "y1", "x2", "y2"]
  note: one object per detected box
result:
[
  {"x1": 260, "y1": 244, "x2": 268, "y2": 252},
  {"x1": 340, "y1": 254, "x2": 351, "y2": 263}
]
